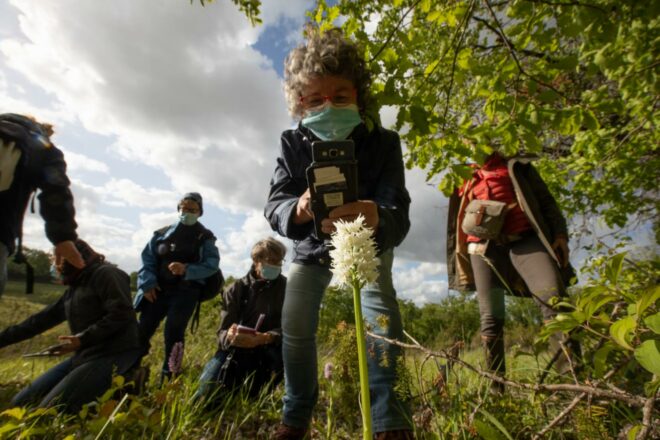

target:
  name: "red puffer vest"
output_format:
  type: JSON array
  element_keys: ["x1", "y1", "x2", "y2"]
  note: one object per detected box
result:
[{"x1": 464, "y1": 154, "x2": 532, "y2": 242}]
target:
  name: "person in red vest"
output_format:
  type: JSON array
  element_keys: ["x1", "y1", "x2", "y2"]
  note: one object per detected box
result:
[{"x1": 446, "y1": 152, "x2": 579, "y2": 390}]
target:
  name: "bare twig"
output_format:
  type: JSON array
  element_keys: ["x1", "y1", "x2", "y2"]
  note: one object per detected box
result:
[
  {"x1": 478, "y1": 0, "x2": 569, "y2": 101},
  {"x1": 637, "y1": 394, "x2": 658, "y2": 440},
  {"x1": 534, "y1": 392, "x2": 587, "y2": 439},
  {"x1": 372, "y1": 331, "x2": 647, "y2": 407},
  {"x1": 369, "y1": 0, "x2": 421, "y2": 63},
  {"x1": 523, "y1": 0, "x2": 608, "y2": 13},
  {"x1": 441, "y1": 0, "x2": 476, "y2": 130},
  {"x1": 534, "y1": 362, "x2": 625, "y2": 438}
]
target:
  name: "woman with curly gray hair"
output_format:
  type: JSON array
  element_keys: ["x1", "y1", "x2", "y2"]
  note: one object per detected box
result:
[{"x1": 265, "y1": 27, "x2": 413, "y2": 440}]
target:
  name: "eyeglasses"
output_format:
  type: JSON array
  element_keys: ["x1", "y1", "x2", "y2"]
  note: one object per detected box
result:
[{"x1": 299, "y1": 89, "x2": 357, "y2": 111}]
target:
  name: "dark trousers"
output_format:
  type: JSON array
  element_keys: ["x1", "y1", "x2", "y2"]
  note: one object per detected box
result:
[
  {"x1": 195, "y1": 344, "x2": 283, "y2": 402},
  {"x1": 470, "y1": 235, "x2": 564, "y2": 373},
  {"x1": 11, "y1": 349, "x2": 139, "y2": 413},
  {"x1": 470, "y1": 234, "x2": 564, "y2": 337},
  {"x1": 137, "y1": 287, "x2": 199, "y2": 374}
]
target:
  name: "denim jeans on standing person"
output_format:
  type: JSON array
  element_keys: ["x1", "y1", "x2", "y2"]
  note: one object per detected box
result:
[
  {"x1": 0, "y1": 242, "x2": 8, "y2": 297},
  {"x1": 137, "y1": 285, "x2": 200, "y2": 374},
  {"x1": 281, "y1": 249, "x2": 411, "y2": 432},
  {"x1": 11, "y1": 349, "x2": 140, "y2": 413}
]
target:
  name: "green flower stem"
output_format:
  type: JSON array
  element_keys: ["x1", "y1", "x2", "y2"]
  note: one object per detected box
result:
[{"x1": 352, "y1": 278, "x2": 372, "y2": 439}]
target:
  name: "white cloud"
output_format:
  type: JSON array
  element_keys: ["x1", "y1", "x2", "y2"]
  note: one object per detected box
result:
[
  {"x1": 220, "y1": 209, "x2": 287, "y2": 278},
  {"x1": 1, "y1": 1, "x2": 458, "y2": 305},
  {"x1": 59, "y1": 149, "x2": 109, "y2": 174},
  {"x1": 1, "y1": 0, "x2": 297, "y2": 213}
]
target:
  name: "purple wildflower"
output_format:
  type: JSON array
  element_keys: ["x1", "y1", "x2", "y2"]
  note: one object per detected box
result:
[
  {"x1": 168, "y1": 341, "x2": 184, "y2": 375},
  {"x1": 324, "y1": 362, "x2": 334, "y2": 380}
]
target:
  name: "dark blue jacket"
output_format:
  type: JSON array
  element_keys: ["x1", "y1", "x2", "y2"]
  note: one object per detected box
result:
[
  {"x1": 264, "y1": 123, "x2": 411, "y2": 266},
  {"x1": 134, "y1": 222, "x2": 220, "y2": 309},
  {"x1": 0, "y1": 114, "x2": 77, "y2": 253}
]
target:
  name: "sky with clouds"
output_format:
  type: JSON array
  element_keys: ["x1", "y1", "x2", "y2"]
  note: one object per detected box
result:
[{"x1": 0, "y1": 0, "x2": 451, "y2": 304}]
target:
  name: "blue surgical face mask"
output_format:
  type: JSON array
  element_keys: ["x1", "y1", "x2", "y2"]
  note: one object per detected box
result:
[
  {"x1": 301, "y1": 104, "x2": 361, "y2": 141},
  {"x1": 50, "y1": 263, "x2": 63, "y2": 283},
  {"x1": 260, "y1": 263, "x2": 281, "y2": 280},
  {"x1": 179, "y1": 212, "x2": 199, "y2": 226}
]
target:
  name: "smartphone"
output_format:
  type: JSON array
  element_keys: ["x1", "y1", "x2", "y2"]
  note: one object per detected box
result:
[
  {"x1": 236, "y1": 325, "x2": 257, "y2": 335},
  {"x1": 236, "y1": 313, "x2": 266, "y2": 335},
  {"x1": 305, "y1": 141, "x2": 358, "y2": 240}
]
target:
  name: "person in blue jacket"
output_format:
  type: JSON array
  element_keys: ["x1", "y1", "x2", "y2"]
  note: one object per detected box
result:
[
  {"x1": 134, "y1": 192, "x2": 220, "y2": 381},
  {"x1": 264, "y1": 28, "x2": 413, "y2": 440}
]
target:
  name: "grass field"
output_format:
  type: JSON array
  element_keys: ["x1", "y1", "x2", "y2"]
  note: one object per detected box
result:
[{"x1": 0, "y1": 281, "x2": 625, "y2": 439}]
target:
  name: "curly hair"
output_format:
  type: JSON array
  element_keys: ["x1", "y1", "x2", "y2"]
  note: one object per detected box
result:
[{"x1": 284, "y1": 26, "x2": 372, "y2": 119}]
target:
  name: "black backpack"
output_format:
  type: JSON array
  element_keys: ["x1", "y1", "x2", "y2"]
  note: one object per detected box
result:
[
  {"x1": 0, "y1": 114, "x2": 51, "y2": 294},
  {"x1": 190, "y1": 226, "x2": 225, "y2": 333},
  {"x1": 189, "y1": 226, "x2": 224, "y2": 302}
]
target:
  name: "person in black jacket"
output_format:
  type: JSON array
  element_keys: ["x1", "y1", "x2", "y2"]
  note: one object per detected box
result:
[
  {"x1": 264, "y1": 28, "x2": 413, "y2": 440},
  {"x1": 0, "y1": 239, "x2": 140, "y2": 412},
  {"x1": 0, "y1": 114, "x2": 84, "y2": 296},
  {"x1": 195, "y1": 237, "x2": 286, "y2": 402}
]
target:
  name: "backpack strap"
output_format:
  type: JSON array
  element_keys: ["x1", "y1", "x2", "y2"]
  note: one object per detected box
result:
[
  {"x1": 0, "y1": 115, "x2": 46, "y2": 295},
  {"x1": 12, "y1": 236, "x2": 34, "y2": 294},
  {"x1": 189, "y1": 224, "x2": 218, "y2": 334}
]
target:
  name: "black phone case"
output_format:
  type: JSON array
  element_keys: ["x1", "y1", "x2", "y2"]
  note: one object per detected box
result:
[{"x1": 305, "y1": 141, "x2": 358, "y2": 240}]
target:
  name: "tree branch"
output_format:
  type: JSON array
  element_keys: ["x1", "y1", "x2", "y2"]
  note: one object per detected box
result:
[
  {"x1": 477, "y1": 0, "x2": 569, "y2": 101},
  {"x1": 367, "y1": 331, "x2": 648, "y2": 408},
  {"x1": 523, "y1": 0, "x2": 608, "y2": 13},
  {"x1": 534, "y1": 392, "x2": 587, "y2": 439},
  {"x1": 369, "y1": 0, "x2": 421, "y2": 63},
  {"x1": 637, "y1": 394, "x2": 658, "y2": 440},
  {"x1": 442, "y1": 0, "x2": 476, "y2": 130}
]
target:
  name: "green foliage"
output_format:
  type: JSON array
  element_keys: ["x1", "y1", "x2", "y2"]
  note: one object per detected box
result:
[
  {"x1": 1, "y1": 279, "x2": 652, "y2": 438},
  {"x1": 7, "y1": 247, "x2": 52, "y2": 282},
  {"x1": 315, "y1": 0, "x2": 659, "y2": 233},
  {"x1": 400, "y1": 293, "x2": 481, "y2": 348},
  {"x1": 318, "y1": 286, "x2": 355, "y2": 343},
  {"x1": 193, "y1": 0, "x2": 262, "y2": 25},
  {"x1": 541, "y1": 252, "x2": 659, "y2": 399}
]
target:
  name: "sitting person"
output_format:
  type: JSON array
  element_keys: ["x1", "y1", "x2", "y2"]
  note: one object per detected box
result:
[
  {"x1": 195, "y1": 237, "x2": 287, "y2": 402},
  {"x1": 0, "y1": 239, "x2": 140, "y2": 412}
]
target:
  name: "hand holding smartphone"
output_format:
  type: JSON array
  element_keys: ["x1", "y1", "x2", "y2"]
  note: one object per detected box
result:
[{"x1": 235, "y1": 313, "x2": 266, "y2": 335}]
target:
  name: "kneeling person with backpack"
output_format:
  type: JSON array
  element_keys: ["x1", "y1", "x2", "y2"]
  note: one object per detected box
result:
[
  {"x1": 134, "y1": 192, "x2": 221, "y2": 383},
  {"x1": 195, "y1": 237, "x2": 286, "y2": 403}
]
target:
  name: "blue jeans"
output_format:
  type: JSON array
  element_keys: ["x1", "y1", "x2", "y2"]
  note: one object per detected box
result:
[
  {"x1": 0, "y1": 242, "x2": 8, "y2": 297},
  {"x1": 11, "y1": 349, "x2": 139, "y2": 413},
  {"x1": 281, "y1": 250, "x2": 411, "y2": 432},
  {"x1": 195, "y1": 345, "x2": 283, "y2": 401},
  {"x1": 137, "y1": 286, "x2": 200, "y2": 374}
]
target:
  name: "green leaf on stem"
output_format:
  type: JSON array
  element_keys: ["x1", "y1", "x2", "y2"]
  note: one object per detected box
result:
[{"x1": 634, "y1": 339, "x2": 660, "y2": 375}]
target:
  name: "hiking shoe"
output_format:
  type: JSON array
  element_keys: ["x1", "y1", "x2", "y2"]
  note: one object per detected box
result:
[{"x1": 273, "y1": 423, "x2": 308, "y2": 440}]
